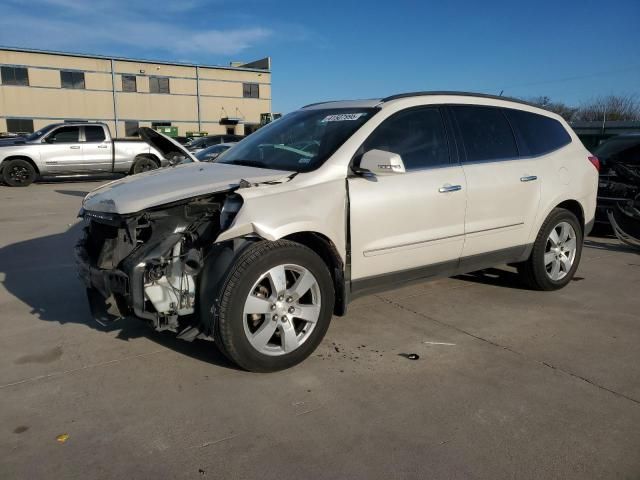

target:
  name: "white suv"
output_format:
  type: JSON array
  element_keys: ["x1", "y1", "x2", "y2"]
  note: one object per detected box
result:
[{"x1": 76, "y1": 92, "x2": 599, "y2": 371}]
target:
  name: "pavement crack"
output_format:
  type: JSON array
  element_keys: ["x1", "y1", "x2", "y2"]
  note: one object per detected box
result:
[
  {"x1": 376, "y1": 295, "x2": 640, "y2": 407},
  {"x1": 0, "y1": 349, "x2": 167, "y2": 390}
]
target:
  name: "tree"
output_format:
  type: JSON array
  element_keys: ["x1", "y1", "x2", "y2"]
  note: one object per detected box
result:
[
  {"x1": 523, "y1": 96, "x2": 578, "y2": 121},
  {"x1": 573, "y1": 94, "x2": 640, "y2": 122}
]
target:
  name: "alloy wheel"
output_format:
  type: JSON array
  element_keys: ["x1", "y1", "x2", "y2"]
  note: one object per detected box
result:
[
  {"x1": 242, "y1": 263, "x2": 321, "y2": 356},
  {"x1": 544, "y1": 221, "x2": 577, "y2": 281}
]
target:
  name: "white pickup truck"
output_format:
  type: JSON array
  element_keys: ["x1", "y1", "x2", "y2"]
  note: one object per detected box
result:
[{"x1": 0, "y1": 122, "x2": 181, "y2": 186}]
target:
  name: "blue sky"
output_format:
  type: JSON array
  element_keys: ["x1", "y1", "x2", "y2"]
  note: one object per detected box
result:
[{"x1": 1, "y1": 0, "x2": 639, "y2": 113}]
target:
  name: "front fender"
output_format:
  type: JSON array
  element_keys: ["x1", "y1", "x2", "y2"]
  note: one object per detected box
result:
[{"x1": 215, "y1": 178, "x2": 348, "y2": 263}]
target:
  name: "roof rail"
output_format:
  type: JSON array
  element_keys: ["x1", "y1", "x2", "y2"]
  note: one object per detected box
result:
[
  {"x1": 381, "y1": 91, "x2": 538, "y2": 108},
  {"x1": 302, "y1": 100, "x2": 341, "y2": 108}
]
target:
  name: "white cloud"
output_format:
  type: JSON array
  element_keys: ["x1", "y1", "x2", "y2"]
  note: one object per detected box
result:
[{"x1": 0, "y1": 1, "x2": 273, "y2": 58}]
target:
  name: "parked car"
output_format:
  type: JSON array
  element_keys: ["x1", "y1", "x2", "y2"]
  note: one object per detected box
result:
[
  {"x1": 76, "y1": 92, "x2": 598, "y2": 372},
  {"x1": 194, "y1": 142, "x2": 236, "y2": 162},
  {"x1": 594, "y1": 133, "x2": 640, "y2": 246},
  {"x1": 0, "y1": 122, "x2": 185, "y2": 186},
  {"x1": 186, "y1": 134, "x2": 244, "y2": 152},
  {"x1": 173, "y1": 136, "x2": 193, "y2": 145}
]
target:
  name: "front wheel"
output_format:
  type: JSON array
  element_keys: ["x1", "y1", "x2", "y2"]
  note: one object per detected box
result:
[
  {"x1": 517, "y1": 208, "x2": 583, "y2": 290},
  {"x1": 2, "y1": 159, "x2": 36, "y2": 186},
  {"x1": 214, "y1": 240, "x2": 335, "y2": 372}
]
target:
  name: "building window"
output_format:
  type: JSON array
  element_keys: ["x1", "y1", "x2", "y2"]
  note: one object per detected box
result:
[
  {"x1": 124, "y1": 121, "x2": 139, "y2": 137},
  {"x1": 242, "y1": 83, "x2": 259, "y2": 98},
  {"x1": 151, "y1": 122, "x2": 171, "y2": 128},
  {"x1": 6, "y1": 118, "x2": 34, "y2": 133},
  {"x1": 1, "y1": 66, "x2": 29, "y2": 86},
  {"x1": 149, "y1": 76, "x2": 170, "y2": 94},
  {"x1": 60, "y1": 70, "x2": 86, "y2": 89},
  {"x1": 122, "y1": 75, "x2": 137, "y2": 92}
]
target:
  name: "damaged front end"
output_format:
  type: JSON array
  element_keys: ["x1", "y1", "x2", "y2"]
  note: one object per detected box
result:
[
  {"x1": 598, "y1": 161, "x2": 640, "y2": 249},
  {"x1": 76, "y1": 191, "x2": 246, "y2": 339}
]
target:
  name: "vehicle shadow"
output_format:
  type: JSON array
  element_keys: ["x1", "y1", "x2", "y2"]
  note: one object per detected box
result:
[
  {"x1": 584, "y1": 237, "x2": 639, "y2": 254},
  {"x1": 454, "y1": 267, "x2": 529, "y2": 290},
  {"x1": 0, "y1": 222, "x2": 238, "y2": 370}
]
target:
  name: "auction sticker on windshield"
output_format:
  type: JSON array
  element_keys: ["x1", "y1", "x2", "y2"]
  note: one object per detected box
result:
[{"x1": 321, "y1": 113, "x2": 367, "y2": 122}]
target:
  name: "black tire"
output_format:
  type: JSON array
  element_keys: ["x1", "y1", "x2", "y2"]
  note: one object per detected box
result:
[
  {"x1": 517, "y1": 208, "x2": 583, "y2": 290},
  {"x1": 2, "y1": 159, "x2": 36, "y2": 186},
  {"x1": 214, "y1": 240, "x2": 334, "y2": 372},
  {"x1": 130, "y1": 156, "x2": 158, "y2": 175}
]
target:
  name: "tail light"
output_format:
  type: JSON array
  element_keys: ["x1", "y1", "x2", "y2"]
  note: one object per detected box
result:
[{"x1": 588, "y1": 155, "x2": 600, "y2": 172}]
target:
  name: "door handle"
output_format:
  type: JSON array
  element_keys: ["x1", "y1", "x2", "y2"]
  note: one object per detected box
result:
[
  {"x1": 97, "y1": 145, "x2": 108, "y2": 148},
  {"x1": 70, "y1": 145, "x2": 81, "y2": 149},
  {"x1": 520, "y1": 175, "x2": 537, "y2": 182},
  {"x1": 439, "y1": 184, "x2": 462, "y2": 193}
]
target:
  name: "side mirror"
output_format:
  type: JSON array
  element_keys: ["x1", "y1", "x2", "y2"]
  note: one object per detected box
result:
[
  {"x1": 358, "y1": 149, "x2": 406, "y2": 175},
  {"x1": 43, "y1": 136, "x2": 54, "y2": 144}
]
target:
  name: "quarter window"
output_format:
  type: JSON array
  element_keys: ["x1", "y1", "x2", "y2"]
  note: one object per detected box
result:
[
  {"x1": 149, "y1": 76, "x2": 170, "y2": 94},
  {"x1": 504, "y1": 109, "x2": 571, "y2": 156},
  {"x1": 47, "y1": 126, "x2": 80, "y2": 143},
  {"x1": 243, "y1": 83, "x2": 259, "y2": 98},
  {"x1": 361, "y1": 107, "x2": 450, "y2": 170},
  {"x1": 84, "y1": 126, "x2": 106, "y2": 142},
  {"x1": 452, "y1": 106, "x2": 518, "y2": 162},
  {"x1": 6, "y1": 118, "x2": 34, "y2": 133},
  {"x1": 1, "y1": 66, "x2": 29, "y2": 86},
  {"x1": 122, "y1": 75, "x2": 137, "y2": 92},
  {"x1": 60, "y1": 70, "x2": 86, "y2": 89}
]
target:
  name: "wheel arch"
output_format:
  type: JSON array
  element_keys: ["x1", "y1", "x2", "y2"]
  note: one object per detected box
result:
[
  {"x1": 0, "y1": 155, "x2": 40, "y2": 175},
  {"x1": 282, "y1": 231, "x2": 347, "y2": 316},
  {"x1": 555, "y1": 199, "x2": 585, "y2": 234},
  {"x1": 130, "y1": 154, "x2": 160, "y2": 172}
]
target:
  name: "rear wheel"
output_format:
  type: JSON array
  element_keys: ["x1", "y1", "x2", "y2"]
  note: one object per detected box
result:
[
  {"x1": 517, "y1": 208, "x2": 583, "y2": 290},
  {"x1": 131, "y1": 156, "x2": 158, "y2": 175},
  {"x1": 2, "y1": 159, "x2": 36, "y2": 187},
  {"x1": 214, "y1": 240, "x2": 334, "y2": 372}
]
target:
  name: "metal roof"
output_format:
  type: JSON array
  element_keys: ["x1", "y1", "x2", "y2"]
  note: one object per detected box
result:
[{"x1": 0, "y1": 45, "x2": 271, "y2": 73}]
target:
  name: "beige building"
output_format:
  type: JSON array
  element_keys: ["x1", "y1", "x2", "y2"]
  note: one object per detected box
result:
[{"x1": 0, "y1": 46, "x2": 272, "y2": 137}]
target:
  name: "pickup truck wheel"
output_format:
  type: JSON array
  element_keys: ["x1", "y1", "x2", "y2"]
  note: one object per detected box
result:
[
  {"x1": 517, "y1": 208, "x2": 583, "y2": 290},
  {"x1": 215, "y1": 240, "x2": 334, "y2": 372},
  {"x1": 131, "y1": 156, "x2": 158, "y2": 175},
  {"x1": 2, "y1": 159, "x2": 36, "y2": 186}
]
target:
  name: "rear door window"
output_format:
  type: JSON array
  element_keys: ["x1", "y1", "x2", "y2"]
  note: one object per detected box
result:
[
  {"x1": 504, "y1": 109, "x2": 571, "y2": 156},
  {"x1": 451, "y1": 106, "x2": 518, "y2": 162},
  {"x1": 84, "y1": 126, "x2": 106, "y2": 142},
  {"x1": 361, "y1": 107, "x2": 450, "y2": 170}
]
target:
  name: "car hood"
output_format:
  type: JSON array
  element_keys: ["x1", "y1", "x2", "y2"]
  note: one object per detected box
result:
[
  {"x1": 82, "y1": 161, "x2": 294, "y2": 214},
  {"x1": 138, "y1": 127, "x2": 199, "y2": 163}
]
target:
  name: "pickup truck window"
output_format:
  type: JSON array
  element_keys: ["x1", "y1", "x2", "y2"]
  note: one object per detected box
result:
[
  {"x1": 84, "y1": 126, "x2": 106, "y2": 142},
  {"x1": 48, "y1": 126, "x2": 80, "y2": 143}
]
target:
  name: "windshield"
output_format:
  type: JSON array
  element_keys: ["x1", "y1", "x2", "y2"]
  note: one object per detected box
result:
[
  {"x1": 218, "y1": 108, "x2": 377, "y2": 172},
  {"x1": 25, "y1": 124, "x2": 58, "y2": 142}
]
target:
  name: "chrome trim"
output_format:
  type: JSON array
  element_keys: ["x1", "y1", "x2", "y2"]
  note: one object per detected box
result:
[
  {"x1": 364, "y1": 233, "x2": 464, "y2": 257},
  {"x1": 466, "y1": 222, "x2": 524, "y2": 236},
  {"x1": 438, "y1": 184, "x2": 462, "y2": 193}
]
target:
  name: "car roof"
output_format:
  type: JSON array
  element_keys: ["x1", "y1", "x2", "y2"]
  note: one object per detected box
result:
[{"x1": 302, "y1": 91, "x2": 540, "y2": 111}]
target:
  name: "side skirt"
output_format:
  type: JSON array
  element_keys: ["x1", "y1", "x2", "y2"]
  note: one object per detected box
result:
[{"x1": 350, "y1": 244, "x2": 531, "y2": 299}]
